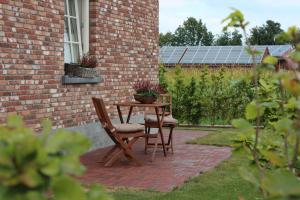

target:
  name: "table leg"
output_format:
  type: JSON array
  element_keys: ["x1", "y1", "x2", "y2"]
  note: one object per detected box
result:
[
  {"x1": 126, "y1": 106, "x2": 133, "y2": 123},
  {"x1": 117, "y1": 106, "x2": 124, "y2": 124}
]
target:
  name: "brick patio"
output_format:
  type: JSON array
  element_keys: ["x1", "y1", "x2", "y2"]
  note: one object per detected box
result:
[{"x1": 80, "y1": 129, "x2": 232, "y2": 192}]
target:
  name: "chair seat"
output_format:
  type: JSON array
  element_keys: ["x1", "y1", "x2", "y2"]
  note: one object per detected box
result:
[
  {"x1": 113, "y1": 123, "x2": 145, "y2": 133},
  {"x1": 145, "y1": 115, "x2": 178, "y2": 124}
]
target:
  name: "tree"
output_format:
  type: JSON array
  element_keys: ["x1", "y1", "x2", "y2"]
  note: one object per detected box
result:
[
  {"x1": 231, "y1": 30, "x2": 243, "y2": 45},
  {"x1": 214, "y1": 30, "x2": 243, "y2": 45},
  {"x1": 172, "y1": 17, "x2": 214, "y2": 46},
  {"x1": 248, "y1": 20, "x2": 285, "y2": 45},
  {"x1": 159, "y1": 32, "x2": 175, "y2": 46},
  {"x1": 215, "y1": 31, "x2": 230, "y2": 46}
]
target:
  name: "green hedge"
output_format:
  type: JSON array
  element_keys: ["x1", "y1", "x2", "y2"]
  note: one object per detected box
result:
[{"x1": 160, "y1": 66, "x2": 256, "y2": 125}]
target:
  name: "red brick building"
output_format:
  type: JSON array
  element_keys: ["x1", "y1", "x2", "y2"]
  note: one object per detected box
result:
[{"x1": 0, "y1": 0, "x2": 159, "y2": 147}]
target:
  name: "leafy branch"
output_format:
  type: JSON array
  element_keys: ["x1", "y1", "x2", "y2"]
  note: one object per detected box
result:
[{"x1": 224, "y1": 8, "x2": 300, "y2": 199}]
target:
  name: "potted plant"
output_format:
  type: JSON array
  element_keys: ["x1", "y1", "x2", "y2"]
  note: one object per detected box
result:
[
  {"x1": 65, "y1": 53, "x2": 98, "y2": 78},
  {"x1": 133, "y1": 80, "x2": 163, "y2": 104}
]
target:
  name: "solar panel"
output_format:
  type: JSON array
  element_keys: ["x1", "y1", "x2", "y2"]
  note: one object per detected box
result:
[
  {"x1": 266, "y1": 45, "x2": 292, "y2": 57},
  {"x1": 159, "y1": 46, "x2": 175, "y2": 63},
  {"x1": 229, "y1": 46, "x2": 241, "y2": 63},
  {"x1": 181, "y1": 46, "x2": 198, "y2": 64},
  {"x1": 166, "y1": 46, "x2": 187, "y2": 64},
  {"x1": 192, "y1": 46, "x2": 209, "y2": 63},
  {"x1": 159, "y1": 45, "x2": 293, "y2": 65}
]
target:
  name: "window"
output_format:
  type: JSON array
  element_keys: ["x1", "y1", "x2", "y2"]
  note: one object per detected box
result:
[{"x1": 64, "y1": 0, "x2": 89, "y2": 63}]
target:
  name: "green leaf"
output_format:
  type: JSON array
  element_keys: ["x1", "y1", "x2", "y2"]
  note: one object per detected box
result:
[
  {"x1": 19, "y1": 168, "x2": 44, "y2": 188},
  {"x1": 232, "y1": 118, "x2": 255, "y2": 135},
  {"x1": 284, "y1": 97, "x2": 300, "y2": 109},
  {"x1": 239, "y1": 167, "x2": 260, "y2": 188},
  {"x1": 261, "y1": 150, "x2": 286, "y2": 167},
  {"x1": 52, "y1": 176, "x2": 86, "y2": 200},
  {"x1": 259, "y1": 79, "x2": 269, "y2": 89},
  {"x1": 261, "y1": 169, "x2": 300, "y2": 197},
  {"x1": 0, "y1": 150, "x2": 13, "y2": 167},
  {"x1": 25, "y1": 191, "x2": 47, "y2": 200},
  {"x1": 260, "y1": 101, "x2": 279, "y2": 109},
  {"x1": 289, "y1": 51, "x2": 300, "y2": 62},
  {"x1": 60, "y1": 156, "x2": 85, "y2": 176},
  {"x1": 40, "y1": 158, "x2": 60, "y2": 176},
  {"x1": 245, "y1": 47, "x2": 262, "y2": 56},
  {"x1": 46, "y1": 130, "x2": 90, "y2": 155},
  {"x1": 263, "y1": 56, "x2": 278, "y2": 65},
  {"x1": 222, "y1": 8, "x2": 246, "y2": 30},
  {"x1": 7, "y1": 115, "x2": 23, "y2": 128},
  {"x1": 87, "y1": 184, "x2": 113, "y2": 200},
  {"x1": 41, "y1": 119, "x2": 52, "y2": 142},
  {"x1": 245, "y1": 101, "x2": 265, "y2": 120},
  {"x1": 272, "y1": 118, "x2": 293, "y2": 134}
]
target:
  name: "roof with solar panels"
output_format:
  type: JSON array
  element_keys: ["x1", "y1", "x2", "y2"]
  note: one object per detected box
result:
[{"x1": 159, "y1": 45, "x2": 293, "y2": 65}]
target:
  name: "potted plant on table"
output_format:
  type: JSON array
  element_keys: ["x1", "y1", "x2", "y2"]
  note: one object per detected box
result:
[
  {"x1": 133, "y1": 80, "x2": 163, "y2": 104},
  {"x1": 65, "y1": 53, "x2": 98, "y2": 78}
]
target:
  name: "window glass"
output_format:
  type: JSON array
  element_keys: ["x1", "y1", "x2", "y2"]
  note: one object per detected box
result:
[
  {"x1": 64, "y1": 18, "x2": 70, "y2": 42},
  {"x1": 70, "y1": 18, "x2": 79, "y2": 42},
  {"x1": 64, "y1": 0, "x2": 88, "y2": 63},
  {"x1": 69, "y1": 0, "x2": 76, "y2": 17},
  {"x1": 64, "y1": 0, "x2": 68, "y2": 15},
  {"x1": 64, "y1": 43, "x2": 72, "y2": 63},
  {"x1": 72, "y1": 44, "x2": 80, "y2": 63}
]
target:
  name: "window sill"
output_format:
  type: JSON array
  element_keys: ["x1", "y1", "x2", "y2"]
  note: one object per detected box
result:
[{"x1": 62, "y1": 75, "x2": 101, "y2": 85}]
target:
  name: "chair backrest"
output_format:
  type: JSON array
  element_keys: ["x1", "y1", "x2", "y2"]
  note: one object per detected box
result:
[
  {"x1": 92, "y1": 97, "x2": 118, "y2": 143},
  {"x1": 158, "y1": 93, "x2": 172, "y2": 115}
]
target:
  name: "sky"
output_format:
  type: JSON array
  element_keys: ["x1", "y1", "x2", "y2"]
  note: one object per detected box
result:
[{"x1": 159, "y1": 0, "x2": 300, "y2": 35}]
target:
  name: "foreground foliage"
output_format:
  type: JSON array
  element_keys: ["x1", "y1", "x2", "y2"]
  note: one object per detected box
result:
[
  {"x1": 224, "y1": 9, "x2": 300, "y2": 199},
  {"x1": 0, "y1": 115, "x2": 111, "y2": 200}
]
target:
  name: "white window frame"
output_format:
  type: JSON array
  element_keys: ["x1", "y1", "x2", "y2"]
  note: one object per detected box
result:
[
  {"x1": 80, "y1": 0, "x2": 89, "y2": 54},
  {"x1": 64, "y1": 0, "x2": 89, "y2": 63}
]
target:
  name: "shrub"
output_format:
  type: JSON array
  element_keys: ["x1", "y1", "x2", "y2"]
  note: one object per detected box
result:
[
  {"x1": 80, "y1": 53, "x2": 98, "y2": 68},
  {"x1": 162, "y1": 66, "x2": 256, "y2": 125},
  {"x1": 0, "y1": 115, "x2": 112, "y2": 200},
  {"x1": 133, "y1": 80, "x2": 163, "y2": 97}
]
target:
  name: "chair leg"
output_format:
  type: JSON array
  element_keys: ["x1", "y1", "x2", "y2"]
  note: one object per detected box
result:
[
  {"x1": 104, "y1": 149, "x2": 123, "y2": 167},
  {"x1": 144, "y1": 126, "x2": 151, "y2": 154},
  {"x1": 170, "y1": 127, "x2": 174, "y2": 154},
  {"x1": 117, "y1": 137, "x2": 143, "y2": 166},
  {"x1": 103, "y1": 138, "x2": 138, "y2": 166},
  {"x1": 151, "y1": 135, "x2": 159, "y2": 162},
  {"x1": 101, "y1": 146, "x2": 118, "y2": 163},
  {"x1": 164, "y1": 126, "x2": 174, "y2": 153},
  {"x1": 123, "y1": 148, "x2": 143, "y2": 166},
  {"x1": 121, "y1": 138, "x2": 143, "y2": 166},
  {"x1": 127, "y1": 137, "x2": 139, "y2": 148}
]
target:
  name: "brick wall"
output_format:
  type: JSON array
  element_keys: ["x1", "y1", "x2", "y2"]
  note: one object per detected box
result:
[{"x1": 0, "y1": 0, "x2": 159, "y2": 129}]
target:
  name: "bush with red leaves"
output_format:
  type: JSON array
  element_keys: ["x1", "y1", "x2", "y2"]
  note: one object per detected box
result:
[
  {"x1": 133, "y1": 80, "x2": 164, "y2": 97},
  {"x1": 80, "y1": 54, "x2": 98, "y2": 68}
]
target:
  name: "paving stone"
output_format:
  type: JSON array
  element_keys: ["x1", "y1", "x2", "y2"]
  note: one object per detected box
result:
[{"x1": 80, "y1": 129, "x2": 232, "y2": 192}]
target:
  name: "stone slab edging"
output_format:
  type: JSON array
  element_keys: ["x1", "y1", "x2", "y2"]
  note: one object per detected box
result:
[{"x1": 62, "y1": 75, "x2": 101, "y2": 84}]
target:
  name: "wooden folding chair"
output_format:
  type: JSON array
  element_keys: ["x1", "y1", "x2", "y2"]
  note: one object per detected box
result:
[
  {"x1": 144, "y1": 94, "x2": 177, "y2": 154},
  {"x1": 92, "y1": 97, "x2": 145, "y2": 167}
]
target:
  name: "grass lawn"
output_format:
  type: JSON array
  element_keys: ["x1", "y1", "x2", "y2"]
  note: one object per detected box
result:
[
  {"x1": 112, "y1": 129, "x2": 263, "y2": 200},
  {"x1": 187, "y1": 128, "x2": 238, "y2": 147}
]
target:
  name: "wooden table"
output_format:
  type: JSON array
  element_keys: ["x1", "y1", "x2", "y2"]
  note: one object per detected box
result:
[{"x1": 114, "y1": 101, "x2": 170, "y2": 161}]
